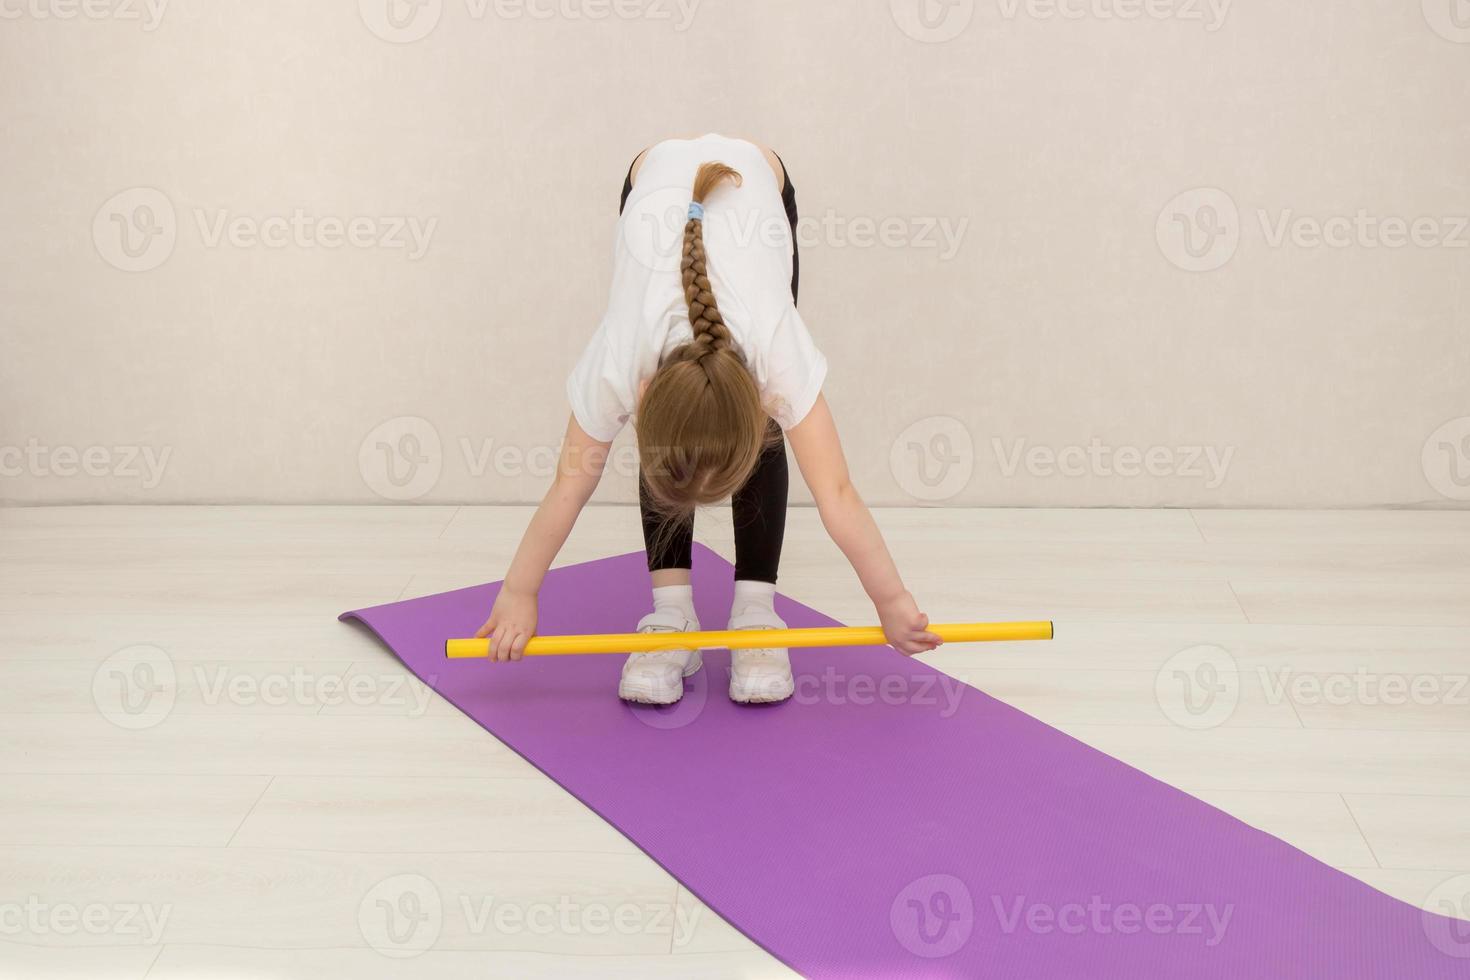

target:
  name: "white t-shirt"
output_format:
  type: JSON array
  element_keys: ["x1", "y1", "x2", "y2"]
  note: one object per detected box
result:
[{"x1": 567, "y1": 133, "x2": 827, "y2": 442}]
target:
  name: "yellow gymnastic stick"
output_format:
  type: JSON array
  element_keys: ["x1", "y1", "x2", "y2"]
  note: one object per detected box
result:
[{"x1": 445, "y1": 621, "x2": 1052, "y2": 659}]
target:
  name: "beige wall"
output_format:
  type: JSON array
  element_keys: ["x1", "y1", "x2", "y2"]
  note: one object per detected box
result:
[{"x1": 2, "y1": 0, "x2": 1467, "y2": 507}]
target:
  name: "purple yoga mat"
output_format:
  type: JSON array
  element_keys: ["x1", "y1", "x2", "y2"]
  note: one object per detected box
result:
[{"x1": 341, "y1": 545, "x2": 1469, "y2": 978}]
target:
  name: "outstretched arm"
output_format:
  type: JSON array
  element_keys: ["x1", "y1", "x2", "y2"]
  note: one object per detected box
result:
[
  {"x1": 474, "y1": 413, "x2": 611, "y2": 661},
  {"x1": 787, "y1": 394, "x2": 941, "y2": 655}
]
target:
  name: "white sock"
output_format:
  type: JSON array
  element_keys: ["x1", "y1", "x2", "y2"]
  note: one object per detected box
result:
[
  {"x1": 730, "y1": 579, "x2": 777, "y2": 619},
  {"x1": 651, "y1": 584, "x2": 697, "y2": 623}
]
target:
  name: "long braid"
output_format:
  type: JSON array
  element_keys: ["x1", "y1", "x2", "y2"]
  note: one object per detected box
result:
[
  {"x1": 678, "y1": 162, "x2": 742, "y2": 364},
  {"x1": 636, "y1": 159, "x2": 769, "y2": 520}
]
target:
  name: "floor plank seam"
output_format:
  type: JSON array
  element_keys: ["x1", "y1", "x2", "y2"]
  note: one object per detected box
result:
[
  {"x1": 1339, "y1": 794, "x2": 1386, "y2": 870},
  {"x1": 138, "y1": 942, "x2": 166, "y2": 980},
  {"x1": 223, "y1": 776, "x2": 276, "y2": 848},
  {"x1": 1224, "y1": 580, "x2": 1252, "y2": 623}
]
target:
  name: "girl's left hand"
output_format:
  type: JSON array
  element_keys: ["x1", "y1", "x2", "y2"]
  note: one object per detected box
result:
[
  {"x1": 474, "y1": 585, "x2": 539, "y2": 663},
  {"x1": 877, "y1": 591, "x2": 943, "y2": 655}
]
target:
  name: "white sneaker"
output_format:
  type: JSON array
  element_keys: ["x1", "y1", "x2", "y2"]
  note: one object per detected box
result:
[
  {"x1": 618, "y1": 608, "x2": 702, "y2": 705},
  {"x1": 727, "y1": 607, "x2": 793, "y2": 703}
]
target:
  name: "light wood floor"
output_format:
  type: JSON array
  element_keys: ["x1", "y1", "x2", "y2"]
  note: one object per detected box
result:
[{"x1": 1, "y1": 505, "x2": 1467, "y2": 978}]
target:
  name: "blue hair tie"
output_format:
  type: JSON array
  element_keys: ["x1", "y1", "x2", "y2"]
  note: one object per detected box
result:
[{"x1": 687, "y1": 201, "x2": 705, "y2": 221}]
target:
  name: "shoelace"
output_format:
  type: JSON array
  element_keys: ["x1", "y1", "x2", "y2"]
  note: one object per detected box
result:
[
  {"x1": 630, "y1": 623, "x2": 694, "y2": 664},
  {"x1": 732, "y1": 624, "x2": 783, "y2": 661}
]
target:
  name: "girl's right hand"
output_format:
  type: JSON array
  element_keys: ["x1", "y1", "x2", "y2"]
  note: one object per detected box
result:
[
  {"x1": 474, "y1": 586, "x2": 538, "y2": 663},
  {"x1": 877, "y1": 590, "x2": 943, "y2": 656}
]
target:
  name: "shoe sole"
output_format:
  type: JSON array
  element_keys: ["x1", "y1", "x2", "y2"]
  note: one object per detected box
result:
[
  {"x1": 619, "y1": 650, "x2": 702, "y2": 705},
  {"x1": 729, "y1": 678, "x2": 794, "y2": 704}
]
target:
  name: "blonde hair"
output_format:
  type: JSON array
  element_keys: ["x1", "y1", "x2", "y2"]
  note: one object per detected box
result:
[{"x1": 636, "y1": 162, "x2": 774, "y2": 527}]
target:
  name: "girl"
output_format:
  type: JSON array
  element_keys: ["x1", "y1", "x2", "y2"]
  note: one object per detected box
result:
[{"x1": 475, "y1": 134, "x2": 940, "y2": 704}]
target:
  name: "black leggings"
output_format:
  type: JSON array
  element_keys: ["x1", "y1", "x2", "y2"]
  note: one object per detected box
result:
[{"x1": 620, "y1": 150, "x2": 799, "y2": 584}]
